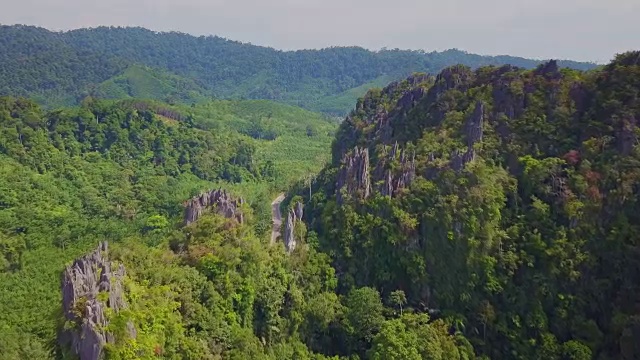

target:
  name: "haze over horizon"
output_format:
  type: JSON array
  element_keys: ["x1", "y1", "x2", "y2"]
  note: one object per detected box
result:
[{"x1": 1, "y1": 0, "x2": 638, "y2": 64}]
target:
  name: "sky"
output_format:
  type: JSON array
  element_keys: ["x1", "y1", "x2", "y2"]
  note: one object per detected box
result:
[{"x1": 1, "y1": 0, "x2": 639, "y2": 63}]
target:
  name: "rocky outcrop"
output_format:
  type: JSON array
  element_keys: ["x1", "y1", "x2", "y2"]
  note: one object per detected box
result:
[
  {"x1": 336, "y1": 147, "x2": 371, "y2": 204},
  {"x1": 333, "y1": 74, "x2": 432, "y2": 163},
  {"x1": 293, "y1": 200, "x2": 303, "y2": 220},
  {"x1": 60, "y1": 242, "x2": 135, "y2": 360},
  {"x1": 569, "y1": 82, "x2": 589, "y2": 115},
  {"x1": 356, "y1": 73, "x2": 431, "y2": 116},
  {"x1": 534, "y1": 60, "x2": 561, "y2": 80},
  {"x1": 184, "y1": 189, "x2": 245, "y2": 225},
  {"x1": 451, "y1": 100, "x2": 485, "y2": 171},
  {"x1": 283, "y1": 202, "x2": 304, "y2": 253},
  {"x1": 450, "y1": 149, "x2": 477, "y2": 172},
  {"x1": 466, "y1": 101, "x2": 485, "y2": 147},
  {"x1": 375, "y1": 142, "x2": 416, "y2": 197},
  {"x1": 422, "y1": 65, "x2": 475, "y2": 125},
  {"x1": 616, "y1": 116, "x2": 638, "y2": 156},
  {"x1": 493, "y1": 85, "x2": 522, "y2": 120},
  {"x1": 373, "y1": 106, "x2": 393, "y2": 144},
  {"x1": 397, "y1": 86, "x2": 427, "y2": 111},
  {"x1": 332, "y1": 114, "x2": 365, "y2": 165},
  {"x1": 430, "y1": 65, "x2": 474, "y2": 99}
]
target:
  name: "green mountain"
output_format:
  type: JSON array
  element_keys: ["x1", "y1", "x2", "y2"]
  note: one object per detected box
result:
[
  {"x1": 293, "y1": 52, "x2": 640, "y2": 359},
  {"x1": 0, "y1": 25, "x2": 598, "y2": 114}
]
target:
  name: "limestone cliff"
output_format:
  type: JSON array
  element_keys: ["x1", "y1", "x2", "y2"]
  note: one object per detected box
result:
[
  {"x1": 336, "y1": 147, "x2": 371, "y2": 204},
  {"x1": 60, "y1": 242, "x2": 135, "y2": 360},
  {"x1": 450, "y1": 100, "x2": 485, "y2": 171},
  {"x1": 374, "y1": 142, "x2": 416, "y2": 197}
]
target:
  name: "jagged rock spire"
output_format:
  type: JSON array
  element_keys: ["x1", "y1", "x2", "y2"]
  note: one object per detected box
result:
[
  {"x1": 60, "y1": 242, "x2": 135, "y2": 360},
  {"x1": 376, "y1": 142, "x2": 417, "y2": 197},
  {"x1": 336, "y1": 146, "x2": 371, "y2": 204},
  {"x1": 183, "y1": 189, "x2": 245, "y2": 225}
]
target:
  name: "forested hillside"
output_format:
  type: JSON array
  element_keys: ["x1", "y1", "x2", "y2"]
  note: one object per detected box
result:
[
  {"x1": 0, "y1": 94, "x2": 474, "y2": 359},
  {"x1": 292, "y1": 52, "x2": 640, "y2": 359},
  {"x1": 0, "y1": 96, "x2": 344, "y2": 358},
  {"x1": 0, "y1": 25, "x2": 597, "y2": 114}
]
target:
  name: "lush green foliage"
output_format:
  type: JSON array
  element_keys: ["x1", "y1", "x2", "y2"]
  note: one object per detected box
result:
[
  {"x1": 1, "y1": 23, "x2": 634, "y2": 360},
  {"x1": 301, "y1": 52, "x2": 640, "y2": 360},
  {"x1": 96, "y1": 65, "x2": 209, "y2": 104},
  {"x1": 0, "y1": 25, "x2": 597, "y2": 114},
  {"x1": 0, "y1": 95, "x2": 340, "y2": 359},
  {"x1": 0, "y1": 93, "x2": 467, "y2": 359}
]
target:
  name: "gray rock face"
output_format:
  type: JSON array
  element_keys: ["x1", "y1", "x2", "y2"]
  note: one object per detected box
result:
[
  {"x1": 375, "y1": 142, "x2": 416, "y2": 197},
  {"x1": 336, "y1": 147, "x2": 371, "y2": 204},
  {"x1": 355, "y1": 74, "x2": 430, "y2": 116},
  {"x1": 333, "y1": 74, "x2": 432, "y2": 164},
  {"x1": 373, "y1": 106, "x2": 393, "y2": 144},
  {"x1": 283, "y1": 201, "x2": 304, "y2": 253},
  {"x1": 397, "y1": 87, "x2": 426, "y2": 112},
  {"x1": 534, "y1": 60, "x2": 561, "y2": 80},
  {"x1": 423, "y1": 65, "x2": 475, "y2": 125},
  {"x1": 293, "y1": 201, "x2": 304, "y2": 220},
  {"x1": 569, "y1": 82, "x2": 589, "y2": 115},
  {"x1": 466, "y1": 101, "x2": 485, "y2": 147},
  {"x1": 450, "y1": 149, "x2": 476, "y2": 172},
  {"x1": 60, "y1": 242, "x2": 135, "y2": 360},
  {"x1": 491, "y1": 68, "x2": 525, "y2": 120},
  {"x1": 617, "y1": 116, "x2": 638, "y2": 156},
  {"x1": 184, "y1": 189, "x2": 245, "y2": 225},
  {"x1": 331, "y1": 114, "x2": 363, "y2": 165},
  {"x1": 430, "y1": 65, "x2": 474, "y2": 100},
  {"x1": 451, "y1": 101, "x2": 485, "y2": 172}
]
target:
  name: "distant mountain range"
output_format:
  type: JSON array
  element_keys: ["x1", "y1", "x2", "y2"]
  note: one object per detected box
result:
[{"x1": 0, "y1": 25, "x2": 598, "y2": 114}]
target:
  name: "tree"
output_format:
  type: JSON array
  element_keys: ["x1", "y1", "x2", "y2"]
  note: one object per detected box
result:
[
  {"x1": 143, "y1": 214, "x2": 169, "y2": 234},
  {"x1": 369, "y1": 314, "x2": 472, "y2": 360},
  {"x1": 343, "y1": 287, "x2": 385, "y2": 350},
  {"x1": 389, "y1": 290, "x2": 407, "y2": 316},
  {"x1": 562, "y1": 341, "x2": 592, "y2": 360},
  {"x1": 368, "y1": 318, "x2": 421, "y2": 360}
]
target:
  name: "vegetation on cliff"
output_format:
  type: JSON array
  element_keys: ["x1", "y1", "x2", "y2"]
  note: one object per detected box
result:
[{"x1": 295, "y1": 52, "x2": 640, "y2": 360}]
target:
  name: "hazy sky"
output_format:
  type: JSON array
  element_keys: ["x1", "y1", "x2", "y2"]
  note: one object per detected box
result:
[{"x1": 1, "y1": 0, "x2": 639, "y2": 63}]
